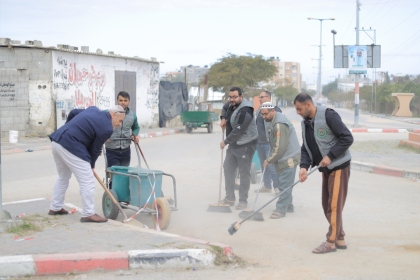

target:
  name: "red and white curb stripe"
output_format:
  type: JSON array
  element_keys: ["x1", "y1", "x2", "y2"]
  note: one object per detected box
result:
[
  {"x1": 350, "y1": 128, "x2": 409, "y2": 133},
  {"x1": 0, "y1": 249, "x2": 217, "y2": 277},
  {"x1": 351, "y1": 161, "x2": 420, "y2": 179}
]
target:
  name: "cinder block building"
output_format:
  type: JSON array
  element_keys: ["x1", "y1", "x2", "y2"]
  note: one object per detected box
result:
[{"x1": 0, "y1": 38, "x2": 160, "y2": 138}]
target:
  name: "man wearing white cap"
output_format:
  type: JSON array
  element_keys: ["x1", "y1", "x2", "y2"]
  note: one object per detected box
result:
[{"x1": 259, "y1": 102, "x2": 301, "y2": 219}]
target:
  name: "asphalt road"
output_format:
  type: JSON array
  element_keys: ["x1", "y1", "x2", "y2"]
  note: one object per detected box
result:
[{"x1": 2, "y1": 108, "x2": 420, "y2": 279}]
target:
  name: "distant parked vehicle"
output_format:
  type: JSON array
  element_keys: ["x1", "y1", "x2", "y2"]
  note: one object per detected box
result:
[{"x1": 180, "y1": 111, "x2": 219, "y2": 133}]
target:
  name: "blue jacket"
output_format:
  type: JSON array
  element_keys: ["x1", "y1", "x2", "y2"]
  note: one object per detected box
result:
[
  {"x1": 66, "y1": 109, "x2": 85, "y2": 123},
  {"x1": 49, "y1": 106, "x2": 114, "y2": 168}
]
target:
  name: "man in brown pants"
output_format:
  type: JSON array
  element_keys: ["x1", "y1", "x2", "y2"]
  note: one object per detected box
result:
[{"x1": 294, "y1": 93, "x2": 353, "y2": 254}]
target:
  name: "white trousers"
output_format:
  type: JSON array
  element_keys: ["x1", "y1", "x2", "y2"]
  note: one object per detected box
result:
[{"x1": 50, "y1": 142, "x2": 95, "y2": 217}]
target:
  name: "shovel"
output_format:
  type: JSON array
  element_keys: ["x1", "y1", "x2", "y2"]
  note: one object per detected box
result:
[{"x1": 93, "y1": 170, "x2": 145, "y2": 228}]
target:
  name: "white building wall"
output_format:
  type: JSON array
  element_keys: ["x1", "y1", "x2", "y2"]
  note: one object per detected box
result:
[
  {"x1": 52, "y1": 51, "x2": 159, "y2": 129},
  {"x1": 28, "y1": 80, "x2": 54, "y2": 135}
]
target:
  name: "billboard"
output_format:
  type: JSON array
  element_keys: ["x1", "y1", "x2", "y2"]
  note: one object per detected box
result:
[
  {"x1": 348, "y1": 46, "x2": 367, "y2": 74},
  {"x1": 334, "y1": 45, "x2": 381, "y2": 69}
]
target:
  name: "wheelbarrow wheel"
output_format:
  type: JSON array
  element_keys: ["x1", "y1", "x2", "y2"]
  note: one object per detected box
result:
[
  {"x1": 186, "y1": 125, "x2": 192, "y2": 133},
  {"x1": 250, "y1": 162, "x2": 257, "y2": 184},
  {"x1": 152, "y1": 197, "x2": 171, "y2": 230},
  {"x1": 207, "y1": 122, "x2": 213, "y2": 133},
  {"x1": 102, "y1": 189, "x2": 120, "y2": 220}
]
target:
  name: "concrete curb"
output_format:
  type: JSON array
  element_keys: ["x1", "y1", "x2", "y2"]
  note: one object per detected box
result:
[
  {"x1": 1, "y1": 128, "x2": 186, "y2": 155},
  {"x1": 63, "y1": 202, "x2": 234, "y2": 258},
  {"x1": 0, "y1": 249, "x2": 215, "y2": 277},
  {"x1": 350, "y1": 128, "x2": 409, "y2": 133},
  {"x1": 0, "y1": 198, "x2": 232, "y2": 277},
  {"x1": 351, "y1": 161, "x2": 420, "y2": 179}
]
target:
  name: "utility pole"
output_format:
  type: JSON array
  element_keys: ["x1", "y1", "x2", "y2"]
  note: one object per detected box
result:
[
  {"x1": 318, "y1": 20, "x2": 323, "y2": 101},
  {"x1": 360, "y1": 27, "x2": 376, "y2": 114},
  {"x1": 354, "y1": 0, "x2": 361, "y2": 127},
  {"x1": 308, "y1": 17, "x2": 335, "y2": 101}
]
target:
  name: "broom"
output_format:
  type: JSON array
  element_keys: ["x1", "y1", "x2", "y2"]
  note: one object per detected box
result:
[
  {"x1": 207, "y1": 130, "x2": 232, "y2": 213},
  {"x1": 228, "y1": 166, "x2": 319, "y2": 235},
  {"x1": 238, "y1": 168, "x2": 266, "y2": 221},
  {"x1": 93, "y1": 170, "x2": 146, "y2": 228}
]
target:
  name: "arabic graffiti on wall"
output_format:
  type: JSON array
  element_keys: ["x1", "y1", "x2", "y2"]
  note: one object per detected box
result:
[
  {"x1": 52, "y1": 54, "x2": 110, "y2": 110},
  {"x1": 145, "y1": 64, "x2": 159, "y2": 109},
  {"x1": 0, "y1": 82, "x2": 16, "y2": 100}
]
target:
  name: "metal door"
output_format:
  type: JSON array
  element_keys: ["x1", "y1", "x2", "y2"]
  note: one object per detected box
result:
[{"x1": 115, "y1": 71, "x2": 136, "y2": 112}]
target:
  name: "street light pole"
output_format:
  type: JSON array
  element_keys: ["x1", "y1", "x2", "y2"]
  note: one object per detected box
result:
[
  {"x1": 354, "y1": 0, "x2": 362, "y2": 127},
  {"x1": 331, "y1": 30, "x2": 337, "y2": 93},
  {"x1": 308, "y1": 17, "x2": 335, "y2": 101}
]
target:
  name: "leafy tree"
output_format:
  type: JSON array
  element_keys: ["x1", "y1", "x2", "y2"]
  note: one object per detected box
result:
[
  {"x1": 328, "y1": 90, "x2": 354, "y2": 103},
  {"x1": 274, "y1": 85, "x2": 299, "y2": 102},
  {"x1": 207, "y1": 53, "x2": 277, "y2": 98},
  {"x1": 322, "y1": 80, "x2": 338, "y2": 97}
]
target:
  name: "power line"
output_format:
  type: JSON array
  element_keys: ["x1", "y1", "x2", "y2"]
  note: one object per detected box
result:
[
  {"x1": 363, "y1": 0, "x2": 393, "y2": 26},
  {"x1": 384, "y1": 28, "x2": 420, "y2": 55},
  {"x1": 370, "y1": 0, "x2": 400, "y2": 26},
  {"x1": 361, "y1": 0, "x2": 382, "y2": 22},
  {"x1": 363, "y1": 0, "x2": 400, "y2": 4},
  {"x1": 382, "y1": 29, "x2": 420, "y2": 62},
  {"x1": 381, "y1": 6, "x2": 420, "y2": 35},
  {"x1": 338, "y1": 15, "x2": 355, "y2": 45}
]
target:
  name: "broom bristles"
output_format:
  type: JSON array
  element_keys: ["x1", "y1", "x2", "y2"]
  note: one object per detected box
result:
[{"x1": 207, "y1": 204, "x2": 232, "y2": 213}]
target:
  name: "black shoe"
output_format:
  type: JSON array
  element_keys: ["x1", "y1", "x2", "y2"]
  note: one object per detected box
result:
[
  {"x1": 48, "y1": 208, "x2": 69, "y2": 215},
  {"x1": 235, "y1": 202, "x2": 247, "y2": 210}
]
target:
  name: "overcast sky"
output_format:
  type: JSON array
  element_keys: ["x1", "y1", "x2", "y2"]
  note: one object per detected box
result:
[{"x1": 1, "y1": 0, "x2": 419, "y2": 86}]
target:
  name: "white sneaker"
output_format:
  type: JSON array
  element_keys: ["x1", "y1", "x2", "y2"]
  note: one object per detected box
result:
[{"x1": 274, "y1": 188, "x2": 280, "y2": 195}]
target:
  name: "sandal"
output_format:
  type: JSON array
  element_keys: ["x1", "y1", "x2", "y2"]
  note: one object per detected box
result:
[
  {"x1": 335, "y1": 241, "x2": 347, "y2": 250},
  {"x1": 270, "y1": 211, "x2": 285, "y2": 219},
  {"x1": 312, "y1": 242, "x2": 337, "y2": 254}
]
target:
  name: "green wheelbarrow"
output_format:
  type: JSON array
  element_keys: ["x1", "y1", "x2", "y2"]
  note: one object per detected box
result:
[
  {"x1": 180, "y1": 111, "x2": 219, "y2": 133},
  {"x1": 101, "y1": 138, "x2": 177, "y2": 230}
]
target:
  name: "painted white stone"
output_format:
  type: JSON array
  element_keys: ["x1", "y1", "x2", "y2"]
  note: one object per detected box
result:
[
  {"x1": 128, "y1": 249, "x2": 215, "y2": 269},
  {"x1": 0, "y1": 255, "x2": 36, "y2": 277}
]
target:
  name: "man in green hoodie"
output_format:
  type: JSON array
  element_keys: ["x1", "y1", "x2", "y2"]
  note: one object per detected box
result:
[{"x1": 105, "y1": 91, "x2": 140, "y2": 169}]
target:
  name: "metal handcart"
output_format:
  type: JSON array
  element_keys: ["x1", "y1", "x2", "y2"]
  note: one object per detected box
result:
[{"x1": 101, "y1": 138, "x2": 177, "y2": 230}]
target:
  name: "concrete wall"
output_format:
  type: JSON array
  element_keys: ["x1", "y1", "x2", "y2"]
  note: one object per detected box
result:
[
  {"x1": 0, "y1": 46, "x2": 160, "y2": 138},
  {"x1": 52, "y1": 51, "x2": 160, "y2": 129},
  {"x1": 0, "y1": 69, "x2": 29, "y2": 138},
  {"x1": 0, "y1": 47, "x2": 54, "y2": 137}
]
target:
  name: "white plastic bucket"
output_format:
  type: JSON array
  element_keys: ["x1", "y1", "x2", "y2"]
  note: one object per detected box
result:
[{"x1": 9, "y1": 130, "x2": 18, "y2": 143}]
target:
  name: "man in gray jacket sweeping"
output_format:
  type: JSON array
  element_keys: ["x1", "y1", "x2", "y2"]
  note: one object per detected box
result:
[
  {"x1": 220, "y1": 87, "x2": 258, "y2": 210},
  {"x1": 260, "y1": 102, "x2": 300, "y2": 219},
  {"x1": 255, "y1": 90, "x2": 282, "y2": 194}
]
